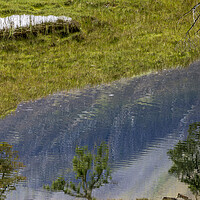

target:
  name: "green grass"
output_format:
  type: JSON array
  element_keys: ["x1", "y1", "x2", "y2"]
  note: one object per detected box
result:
[{"x1": 0, "y1": 0, "x2": 200, "y2": 118}]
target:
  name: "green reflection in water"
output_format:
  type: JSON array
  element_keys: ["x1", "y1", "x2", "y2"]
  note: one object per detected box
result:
[
  {"x1": 168, "y1": 122, "x2": 200, "y2": 200},
  {"x1": 44, "y1": 142, "x2": 111, "y2": 200},
  {"x1": 0, "y1": 142, "x2": 26, "y2": 200}
]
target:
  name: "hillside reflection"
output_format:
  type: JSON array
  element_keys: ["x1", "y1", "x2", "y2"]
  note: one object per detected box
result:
[{"x1": 0, "y1": 62, "x2": 200, "y2": 199}]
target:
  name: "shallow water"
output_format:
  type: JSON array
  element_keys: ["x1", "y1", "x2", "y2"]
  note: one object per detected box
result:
[
  {"x1": 0, "y1": 15, "x2": 72, "y2": 30},
  {"x1": 1, "y1": 61, "x2": 200, "y2": 199}
]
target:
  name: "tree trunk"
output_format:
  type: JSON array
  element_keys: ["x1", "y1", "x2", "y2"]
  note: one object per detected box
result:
[{"x1": 86, "y1": 189, "x2": 92, "y2": 200}]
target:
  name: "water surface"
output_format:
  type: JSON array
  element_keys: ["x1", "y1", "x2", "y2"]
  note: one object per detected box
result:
[{"x1": 1, "y1": 61, "x2": 200, "y2": 199}]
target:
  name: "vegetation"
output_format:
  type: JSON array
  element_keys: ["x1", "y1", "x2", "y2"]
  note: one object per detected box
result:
[
  {"x1": 44, "y1": 142, "x2": 111, "y2": 200},
  {"x1": 181, "y1": 2, "x2": 200, "y2": 38},
  {"x1": 168, "y1": 122, "x2": 200, "y2": 200},
  {"x1": 0, "y1": 0, "x2": 200, "y2": 118},
  {"x1": 0, "y1": 142, "x2": 26, "y2": 200},
  {"x1": 0, "y1": 18, "x2": 80, "y2": 39}
]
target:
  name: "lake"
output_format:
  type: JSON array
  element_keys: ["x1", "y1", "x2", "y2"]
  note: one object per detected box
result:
[{"x1": 1, "y1": 61, "x2": 200, "y2": 200}]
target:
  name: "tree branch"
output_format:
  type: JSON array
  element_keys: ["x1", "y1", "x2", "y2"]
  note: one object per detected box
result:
[
  {"x1": 178, "y1": 3, "x2": 200, "y2": 38},
  {"x1": 186, "y1": 14, "x2": 200, "y2": 37},
  {"x1": 64, "y1": 189, "x2": 86, "y2": 198},
  {"x1": 181, "y1": 3, "x2": 200, "y2": 21}
]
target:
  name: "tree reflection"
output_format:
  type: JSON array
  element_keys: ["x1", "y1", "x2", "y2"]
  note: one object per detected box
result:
[
  {"x1": 44, "y1": 142, "x2": 111, "y2": 200},
  {"x1": 168, "y1": 122, "x2": 200, "y2": 200},
  {"x1": 0, "y1": 142, "x2": 26, "y2": 199}
]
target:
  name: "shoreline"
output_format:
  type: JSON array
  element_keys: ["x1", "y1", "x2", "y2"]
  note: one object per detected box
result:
[{"x1": 1, "y1": 0, "x2": 200, "y2": 118}]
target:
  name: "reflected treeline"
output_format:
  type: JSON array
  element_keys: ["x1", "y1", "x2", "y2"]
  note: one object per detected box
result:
[
  {"x1": 168, "y1": 122, "x2": 200, "y2": 200},
  {"x1": 1, "y1": 63, "x2": 200, "y2": 188},
  {"x1": 0, "y1": 142, "x2": 25, "y2": 200}
]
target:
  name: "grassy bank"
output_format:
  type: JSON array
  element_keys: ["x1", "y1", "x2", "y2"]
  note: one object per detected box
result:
[{"x1": 0, "y1": 0, "x2": 200, "y2": 118}]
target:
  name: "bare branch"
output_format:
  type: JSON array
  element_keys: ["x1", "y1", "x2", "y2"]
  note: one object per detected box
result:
[
  {"x1": 178, "y1": 3, "x2": 200, "y2": 25},
  {"x1": 177, "y1": 3, "x2": 200, "y2": 38},
  {"x1": 196, "y1": 27, "x2": 200, "y2": 36},
  {"x1": 186, "y1": 14, "x2": 200, "y2": 37}
]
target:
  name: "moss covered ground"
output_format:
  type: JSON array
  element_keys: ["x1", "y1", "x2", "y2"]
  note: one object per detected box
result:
[{"x1": 0, "y1": 0, "x2": 200, "y2": 118}]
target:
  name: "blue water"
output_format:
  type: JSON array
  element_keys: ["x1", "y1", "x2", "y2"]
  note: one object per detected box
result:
[{"x1": 1, "y1": 61, "x2": 200, "y2": 200}]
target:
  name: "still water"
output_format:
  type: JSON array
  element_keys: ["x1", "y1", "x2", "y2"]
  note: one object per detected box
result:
[{"x1": 1, "y1": 61, "x2": 200, "y2": 199}]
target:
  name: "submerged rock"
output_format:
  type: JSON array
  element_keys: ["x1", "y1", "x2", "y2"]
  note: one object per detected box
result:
[{"x1": 0, "y1": 14, "x2": 80, "y2": 38}]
